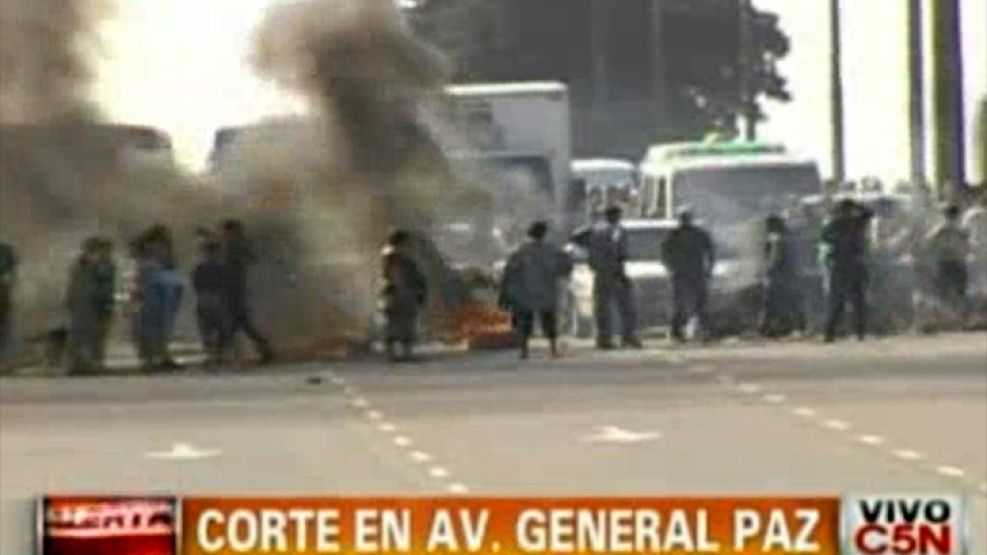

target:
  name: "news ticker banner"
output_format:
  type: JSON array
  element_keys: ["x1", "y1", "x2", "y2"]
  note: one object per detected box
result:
[{"x1": 38, "y1": 495, "x2": 972, "y2": 555}]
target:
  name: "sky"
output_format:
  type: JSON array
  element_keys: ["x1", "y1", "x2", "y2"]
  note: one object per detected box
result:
[{"x1": 92, "y1": 0, "x2": 986, "y2": 182}]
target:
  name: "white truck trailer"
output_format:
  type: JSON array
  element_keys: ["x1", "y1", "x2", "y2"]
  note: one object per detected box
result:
[{"x1": 443, "y1": 82, "x2": 573, "y2": 231}]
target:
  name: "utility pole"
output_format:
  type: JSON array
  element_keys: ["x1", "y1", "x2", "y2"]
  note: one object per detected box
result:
[
  {"x1": 829, "y1": 0, "x2": 846, "y2": 186},
  {"x1": 650, "y1": 0, "x2": 666, "y2": 127},
  {"x1": 931, "y1": 0, "x2": 966, "y2": 197},
  {"x1": 590, "y1": 0, "x2": 609, "y2": 113},
  {"x1": 738, "y1": 0, "x2": 756, "y2": 140},
  {"x1": 907, "y1": 0, "x2": 925, "y2": 186}
]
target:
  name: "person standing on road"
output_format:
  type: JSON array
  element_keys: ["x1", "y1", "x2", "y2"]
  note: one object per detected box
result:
[
  {"x1": 133, "y1": 226, "x2": 181, "y2": 371},
  {"x1": 577, "y1": 206, "x2": 641, "y2": 350},
  {"x1": 92, "y1": 238, "x2": 117, "y2": 367},
  {"x1": 821, "y1": 199, "x2": 873, "y2": 342},
  {"x1": 501, "y1": 221, "x2": 573, "y2": 359},
  {"x1": 193, "y1": 240, "x2": 230, "y2": 366},
  {"x1": 963, "y1": 196, "x2": 987, "y2": 296},
  {"x1": 760, "y1": 214, "x2": 804, "y2": 337},
  {"x1": 925, "y1": 205, "x2": 970, "y2": 316},
  {"x1": 381, "y1": 230, "x2": 428, "y2": 362},
  {"x1": 0, "y1": 241, "x2": 16, "y2": 356},
  {"x1": 661, "y1": 209, "x2": 715, "y2": 342},
  {"x1": 221, "y1": 220, "x2": 274, "y2": 364},
  {"x1": 66, "y1": 238, "x2": 103, "y2": 374}
]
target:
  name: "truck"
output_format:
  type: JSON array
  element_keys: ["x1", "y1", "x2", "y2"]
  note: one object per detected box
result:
[{"x1": 442, "y1": 82, "x2": 573, "y2": 239}]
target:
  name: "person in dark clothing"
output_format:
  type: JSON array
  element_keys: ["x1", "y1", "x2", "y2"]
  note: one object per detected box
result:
[
  {"x1": 92, "y1": 238, "x2": 117, "y2": 366},
  {"x1": 574, "y1": 206, "x2": 641, "y2": 349},
  {"x1": 66, "y1": 238, "x2": 103, "y2": 374},
  {"x1": 381, "y1": 230, "x2": 427, "y2": 362},
  {"x1": 821, "y1": 199, "x2": 873, "y2": 342},
  {"x1": 0, "y1": 241, "x2": 16, "y2": 356},
  {"x1": 760, "y1": 215, "x2": 805, "y2": 337},
  {"x1": 193, "y1": 240, "x2": 230, "y2": 366},
  {"x1": 221, "y1": 220, "x2": 274, "y2": 363},
  {"x1": 501, "y1": 221, "x2": 573, "y2": 359},
  {"x1": 661, "y1": 209, "x2": 715, "y2": 342},
  {"x1": 925, "y1": 205, "x2": 970, "y2": 316}
]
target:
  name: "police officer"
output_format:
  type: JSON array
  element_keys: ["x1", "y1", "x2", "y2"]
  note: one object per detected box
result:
[
  {"x1": 93, "y1": 238, "x2": 117, "y2": 367},
  {"x1": 661, "y1": 209, "x2": 715, "y2": 342},
  {"x1": 66, "y1": 238, "x2": 103, "y2": 374},
  {"x1": 821, "y1": 199, "x2": 873, "y2": 342},
  {"x1": 925, "y1": 205, "x2": 970, "y2": 315},
  {"x1": 221, "y1": 220, "x2": 274, "y2": 364},
  {"x1": 577, "y1": 206, "x2": 641, "y2": 350},
  {"x1": 760, "y1": 214, "x2": 804, "y2": 337},
  {"x1": 501, "y1": 221, "x2": 573, "y2": 359},
  {"x1": 0, "y1": 241, "x2": 16, "y2": 356},
  {"x1": 381, "y1": 230, "x2": 428, "y2": 362}
]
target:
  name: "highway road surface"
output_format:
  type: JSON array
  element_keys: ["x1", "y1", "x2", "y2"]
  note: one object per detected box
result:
[{"x1": 2, "y1": 333, "x2": 985, "y2": 553}]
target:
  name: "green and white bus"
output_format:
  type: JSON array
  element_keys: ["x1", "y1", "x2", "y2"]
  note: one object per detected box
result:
[{"x1": 637, "y1": 141, "x2": 822, "y2": 225}]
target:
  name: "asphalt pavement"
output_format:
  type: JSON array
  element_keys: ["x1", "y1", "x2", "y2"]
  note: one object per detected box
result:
[{"x1": 2, "y1": 332, "x2": 985, "y2": 554}]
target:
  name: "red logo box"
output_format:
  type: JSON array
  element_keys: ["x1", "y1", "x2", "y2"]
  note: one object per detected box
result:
[{"x1": 39, "y1": 496, "x2": 178, "y2": 555}]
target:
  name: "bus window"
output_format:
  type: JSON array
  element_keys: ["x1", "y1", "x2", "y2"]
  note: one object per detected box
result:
[
  {"x1": 642, "y1": 176, "x2": 656, "y2": 217},
  {"x1": 657, "y1": 177, "x2": 668, "y2": 219}
]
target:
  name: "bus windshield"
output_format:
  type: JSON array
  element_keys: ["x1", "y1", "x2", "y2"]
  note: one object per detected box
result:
[{"x1": 673, "y1": 163, "x2": 820, "y2": 226}]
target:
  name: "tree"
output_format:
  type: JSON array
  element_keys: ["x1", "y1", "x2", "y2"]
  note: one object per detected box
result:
[
  {"x1": 406, "y1": 0, "x2": 793, "y2": 149},
  {"x1": 737, "y1": 3, "x2": 792, "y2": 138},
  {"x1": 405, "y1": 0, "x2": 505, "y2": 79}
]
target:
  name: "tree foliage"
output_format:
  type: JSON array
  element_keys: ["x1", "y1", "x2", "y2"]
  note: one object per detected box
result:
[{"x1": 406, "y1": 0, "x2": 792, "y2": 142}]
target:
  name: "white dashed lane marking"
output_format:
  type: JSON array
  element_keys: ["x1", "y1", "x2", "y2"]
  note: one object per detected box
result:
[
  {"x1": 822, "y1": 419, "x2": 852, "y2": 431},
  {"x1": 737, "y1": 383, "x2": 762, "y2": 395},
  {"x1": 409, "y1": 451, "x2": 433, "y2": 463},
  {"x1": 447, "y1": 483, "x2": 469, "y2": 495},
  {"x1": 935, "y1": 466, "x2": 965, "y2": 478},
  {"x1": 893, "y1": 449, "x2": 925, "y2": 461},
  {"x1": 714, "y1": 371, "x2": 980, "y2": 494},
  {"x1": 326, "y1": 371, "x2": 471, "y2": 494},
  {"x1": 792, "y1": 407, "x2": 817, "y2": 418},
  {"x1": 856, "y1": 434, "x2": 886, "y2": 446},
  {"x1": 429, "y1": 467, "x2": 450, "y2": 479}
]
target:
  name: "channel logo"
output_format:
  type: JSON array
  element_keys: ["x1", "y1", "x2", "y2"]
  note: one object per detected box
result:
[
  {"x1": 841, "y1": 494, "x2": 967, "y2": 555},
  {"x1": 39, "y1": 496, "x2": 178, "y2": 555}
]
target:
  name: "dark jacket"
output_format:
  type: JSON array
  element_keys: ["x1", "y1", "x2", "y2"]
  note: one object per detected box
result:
[
  {"x1": 193, "y1": 261, "x2": 228, "y2": 309},
  {"x1": 502, "y1": 241, "x2": 573, "y2": 312},
  {"x1": 821, "y1": 212, "x2": 872, "y2": 271},
  {"x1": 578, "y1": 224, "x2": 629, "y2": 279},
  {"x1": 662, "y1": 224, "x2": 715, "y2": 279},
  {"x1": 67, "y1": 258, "x2": 101, "y2": 326},
  {"x1": 765, "y1": 230, "x2": 797, "y2": 282},
  {"x1": 223, "y1": 235, "x2": 253, "y2": 306},
  {"x1": 382, "y1": 251, "x2": 427, "y2": 313}
]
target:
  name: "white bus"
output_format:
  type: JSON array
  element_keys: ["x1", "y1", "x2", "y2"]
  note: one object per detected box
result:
[
  {"x1": 571, "y1": 158, "x2": 638, "y2": 220},
  {"x1": 638, "y1": 141, "x2": 822, "y2": 226}
]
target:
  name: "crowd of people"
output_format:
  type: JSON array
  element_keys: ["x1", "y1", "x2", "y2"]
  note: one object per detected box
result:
[
  {"x1": 482, "y1": 193, "x2": 984, "y2": 360},
  {"x1": 0, "y1": 220, "x2": 275, "y2": 374},
  {"x1": 0, "y1": 190, "x2": 983, "y2": 370}
]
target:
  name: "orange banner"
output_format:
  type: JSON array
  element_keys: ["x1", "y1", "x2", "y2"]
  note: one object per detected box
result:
[{"x1": 181, "y1": 497, "x2": 839, "y2": 555}]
